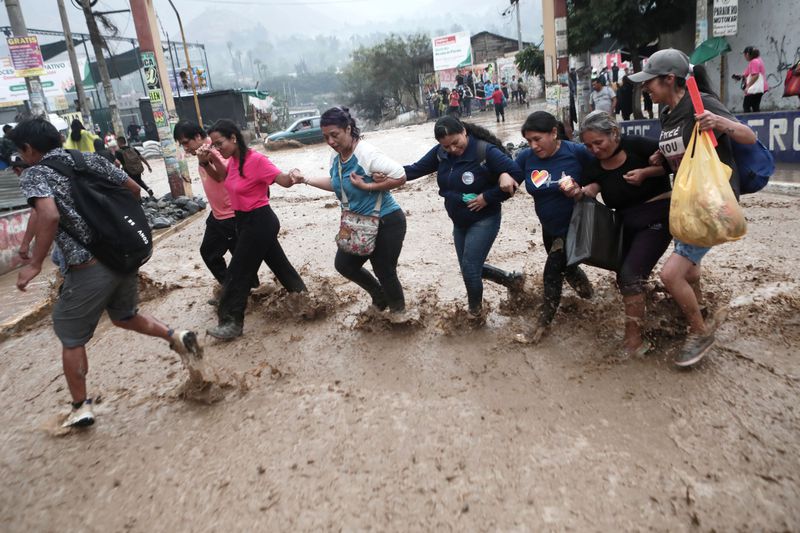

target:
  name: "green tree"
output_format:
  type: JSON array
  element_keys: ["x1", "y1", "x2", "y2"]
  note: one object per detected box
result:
[
  {"x1": 340, "y1": 34, "x2": 432, "y2": 123},
  {"x1": 567, "y1": 0, "x2": 691, "y2": 118},
  {"x1": 515, "y1": 45, "x2": 545, "y2": 76}
]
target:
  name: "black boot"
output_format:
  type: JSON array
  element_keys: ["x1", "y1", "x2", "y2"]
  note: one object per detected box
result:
[
  {"x1": 482, "y1": 264, "x2": 525, "y2": 290},
  {"x1": 565, "y1": 266, "x2": 593, "y2": 299}
]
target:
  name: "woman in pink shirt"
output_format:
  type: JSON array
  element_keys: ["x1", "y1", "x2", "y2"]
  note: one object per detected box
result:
[
  {"x1": 205, "y1": 119, "x2": 306, "y2": 340},
  {"x1": 734, "y1": 46, "x2": 768, "y2": 112}
]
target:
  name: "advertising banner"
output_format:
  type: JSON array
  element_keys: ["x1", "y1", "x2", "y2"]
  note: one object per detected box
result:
[
  {"x1": 712, "y1": 0, "x2": 738, "y2": 37},
  {"x1": 6, "y1": 36, "x2": 45, "y2": 77},
  {"x1": 432, "y1": 32, "x2": 473, "y2": 72},
  {"x1": 0, "y1": 57, "x2": 76, "y2": 109}
]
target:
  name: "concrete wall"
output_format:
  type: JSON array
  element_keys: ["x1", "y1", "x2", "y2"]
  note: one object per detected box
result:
[
  {"x1": 0, "y1": 208, "x2": 31, "y2": 276},
  {"x1": 701, "y1": 0, "x2": 800, "y2": 113}
]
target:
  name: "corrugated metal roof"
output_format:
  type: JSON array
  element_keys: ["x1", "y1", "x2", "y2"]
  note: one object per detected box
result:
[{"x1": 0, "y1": 170, "x2": 27, "y2": 211}]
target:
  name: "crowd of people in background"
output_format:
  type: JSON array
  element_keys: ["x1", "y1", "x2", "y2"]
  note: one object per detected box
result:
[{"x1": 426, "y1": 67, "x2": 530, "y2": 122}]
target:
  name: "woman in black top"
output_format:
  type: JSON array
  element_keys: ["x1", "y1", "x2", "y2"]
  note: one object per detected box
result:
[{"x1": 569, "y1": 110, "x2": 672, "y2": 358}]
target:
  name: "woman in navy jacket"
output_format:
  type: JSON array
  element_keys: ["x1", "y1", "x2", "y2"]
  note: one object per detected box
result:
[{"x1": 378, "y1": 116, "x2": 523, "y2": 316}]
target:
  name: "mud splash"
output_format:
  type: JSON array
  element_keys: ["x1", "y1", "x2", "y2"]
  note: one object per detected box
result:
[{"x1": 253, "y1": 280, "x2": 338, "y2": 321}]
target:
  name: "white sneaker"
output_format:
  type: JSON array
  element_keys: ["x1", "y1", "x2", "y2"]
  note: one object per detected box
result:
[
  {"x1": 62, "y1": 399, "x2": 95, "y2": 428},
  {"x1": 169, "y1": 330, "x2": 204, "y2": 359}
]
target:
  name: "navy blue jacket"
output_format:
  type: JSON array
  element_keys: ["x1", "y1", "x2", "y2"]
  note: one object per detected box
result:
[{"x1": 404, "y1": 136, "x2": 523, "y2": 227}]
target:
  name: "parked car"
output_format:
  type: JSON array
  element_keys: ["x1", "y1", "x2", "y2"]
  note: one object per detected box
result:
[{"x1": 266, "y1": 116, "x2": 324, "y2": 145}]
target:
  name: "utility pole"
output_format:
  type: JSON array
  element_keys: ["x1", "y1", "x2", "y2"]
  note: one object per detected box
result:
[
  {"x1": 56, "y1": 0, "x2": 93, "y2": 129},
  {"x1": 130, "y1": 0, "x2": 190, "y2": 198},
  {"x1": 79, "y1": 0, "x2": 124, "y2": 136},
  {"x1": 167, "y1": 0, "x2": 202, "y2": 126},
  {"x1": 4, "y1": 0, "x2": 48, "y2": 118},
  {"x1": 513, "y1": 0, "x2": 522, "y2": 51}
]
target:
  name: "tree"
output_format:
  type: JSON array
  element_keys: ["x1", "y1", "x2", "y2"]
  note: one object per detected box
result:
[
  {"x1": 567, "y1": 0, "x2": 691, "y2": 118},
  {"x1": 515, "y1": 45, "x2": 545, "y2": 77},
  {"x1": 340, "y1": 34, "x2": 432, "y2": 123}
]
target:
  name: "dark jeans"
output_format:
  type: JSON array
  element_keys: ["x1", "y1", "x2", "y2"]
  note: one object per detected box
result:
[
  {"x1": 218, "y1": 205, "x2": 306, "y2": 324},
  {"x1": 201, "y1": 214, "x2": 236, "y2": 284},
  {"x1": 463, "y1": 97, "x2": 473, "y2": 116},
  {"x1": 541, "y1": 231, "x2": 590, "y2": 325},
  {"x1": 128, "y1": 173, "x2": 153, "y2": 193},
  {"x1": 494, "y1": 103, "x2": 505, "y2": 122},
  {"x1": 453, "y1": 213, "x2": 501, "y2": 312},
  {"x1": 335, "y1": 209, "x2": 407, "y2": 312},
  {"x1": 617, "y1": 199, "x2": 672, "y2": 296},
  {"x1": 743, "y1": 93, "x2": 763, "y2": 112}
]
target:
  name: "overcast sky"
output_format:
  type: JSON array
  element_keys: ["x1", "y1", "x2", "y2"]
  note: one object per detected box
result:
[{"x1": 0, "y1": 0, "x2": 544, "y2": 47}]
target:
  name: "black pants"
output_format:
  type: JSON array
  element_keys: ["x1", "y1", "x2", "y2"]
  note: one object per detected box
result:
[
  {"x1": 129, "y1": 173, "x2": 153, "y2": 194},
  {"x1": 743, "y1": 93, "x2": 763, "y2": 113},
  {"x1": 200, "y1": 214, "x2": 237, "y2": 284},
  {"x1": 494, "y1": 103, "x2": 505, "y2": 122},
  {"x1": 541, "y1": 231, "x2": 590, "y2": 325},
  {"x1": 617, "y1": 199, "x2": 672, "y2": 296},
  {"x1": 218, "y1": 205, "x2": 306, "y2": 324},
  {"x1": 335, "y1": 209, "x2": 406, "y2": 312}
]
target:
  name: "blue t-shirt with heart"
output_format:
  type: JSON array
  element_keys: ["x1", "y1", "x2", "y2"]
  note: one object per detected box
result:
[{"x1": 514, "y1": 141, "x2": 594, "y2": 238}]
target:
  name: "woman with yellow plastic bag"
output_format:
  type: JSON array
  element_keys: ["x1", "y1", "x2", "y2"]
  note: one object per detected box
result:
[{"x1": 629, "y1": 49, "x2": 756, "y2": 368}]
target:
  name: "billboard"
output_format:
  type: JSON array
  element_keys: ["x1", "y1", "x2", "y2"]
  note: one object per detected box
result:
[
  {"x1": 432, "y1": 32, "x2": 473, "y2": 72},
  {"x1": 0, "y1": 57, "x2": 77, "y2": 110},
  {"x1": 6, "y1": 36, "x2": 45, "y2": 77}
]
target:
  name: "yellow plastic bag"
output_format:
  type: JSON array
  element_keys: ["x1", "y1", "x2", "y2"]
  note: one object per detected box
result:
[{"x1": 669, "y1": 124, "x2": 747, "y2": 247}]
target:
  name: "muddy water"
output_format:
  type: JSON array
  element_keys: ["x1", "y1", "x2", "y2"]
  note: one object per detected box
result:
[{"x1": 1, "y1": 108, "x2": 799, "y2": 531}]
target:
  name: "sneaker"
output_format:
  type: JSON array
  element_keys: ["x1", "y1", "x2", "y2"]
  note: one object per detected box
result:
[
  {"x1": 618, "y1": 339, "x2": 653, "y2": 361},
  {"x1": 62, "y1": 399, "x2": 95, "y2": 428},
  {"x1": 387, "y1": 308, "x2": 420, "y2": 325},
  {"x1": 675, "y1": 332, "x2": 715, "y2": 367},
  {"x1": 207, "y1": 321, "x2": 243, "y2": 341},
  {"x1": 170, "y1": 330, "x2": 204, "y2": 359}
]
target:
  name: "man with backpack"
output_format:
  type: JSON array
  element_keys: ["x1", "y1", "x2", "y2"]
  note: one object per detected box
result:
[
  {"x1": 8, "y1": 118, "x2": 202, "y2": 429},
  {"x1": 115, "y1": 135, "x2": 155, "y2": 197}
]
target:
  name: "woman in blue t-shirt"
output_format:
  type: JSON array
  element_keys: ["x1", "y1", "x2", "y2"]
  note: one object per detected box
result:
[
  {"x1": 376, "y1": 116, "x2": 523, "y2": 317},
  {"x1": 292, "y1": 107, "x2": 409, "y2": 316},
  {"x1": 512, "y1": 111, "x2": 595, "y2": 343}
]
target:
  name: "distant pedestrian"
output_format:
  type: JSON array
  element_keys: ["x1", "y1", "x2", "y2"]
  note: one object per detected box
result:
[
  {"x1": 733, "y1": 46, "x2": 768, "y2": 112},
  {"x1": 616, "y1": 76, "x2": 635, "y2": 120},
  {"x1": 462, "y1": 85, "x2": 474, "y2": 117},
  {"x1": 590, "y1": 78, "x2": 617, "y2": 114},
  {"x1": 487, "y1": 85, "x2": 506, "y2": 122},
  {"x1": 64, "y1": 119, "x2": 97, "y2": 152},
  {"x1": 115, "y1": 136, "x2": 154, "y2": 197},
  {"x1": 448, "y1": 88, "x2": 461, "y2": 117},
  {"x1": 510, "y1": 76, "x2": 519, "y2": 103},
  {"x1": 93, "y1": 138, "x2": 116, "y2": 165}
]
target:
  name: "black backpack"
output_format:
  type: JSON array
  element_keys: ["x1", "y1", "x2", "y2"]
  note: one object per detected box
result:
[{"x1": 40, "y1": 150, "x2": 153, "y2": 273}]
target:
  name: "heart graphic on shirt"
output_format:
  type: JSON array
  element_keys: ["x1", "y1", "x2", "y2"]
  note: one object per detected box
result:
[{"x1": 530, "y1": 169, "x2": 550, "y2": 188}]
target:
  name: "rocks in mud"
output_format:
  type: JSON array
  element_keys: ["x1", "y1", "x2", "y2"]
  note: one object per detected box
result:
[{"x1": 141, "y1": 194, "x2": 207, "y2": 230}]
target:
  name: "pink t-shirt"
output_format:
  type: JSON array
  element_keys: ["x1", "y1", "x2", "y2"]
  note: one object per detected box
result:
[
  {"x1": 198, "y1": 138, "x2": 234, "y2": 220},
  {"x1": 224, "y1": 150, "x2": 281, "y2": 212},
  {"x1": 743, "y1": 57, "x2": 768, "y2": 91}
]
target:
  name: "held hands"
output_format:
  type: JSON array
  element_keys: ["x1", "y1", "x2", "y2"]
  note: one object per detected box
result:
[
  {"x1": 288, "y1": 168, "x2": 305, "y2": 186},
  {"x1": 499, "y1": 173, "x2": 518, "y2": 195},
  {"x1": 648, "y1": 150, "x2": 665, "y2": 167},
  {"x1": 623, "y1": 168, "x2": 647, "y2": 186},
  {"x1": 196, "y1": 144, "x2": 211, "y2": 164},
  {"x1": 349, "y1": 171, "x2": 371, "y2": 191},
  {"x1": 466, "y1": 193, "x2": 488, "y2": 212}
]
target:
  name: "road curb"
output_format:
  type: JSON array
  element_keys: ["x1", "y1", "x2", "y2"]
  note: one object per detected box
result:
[{"x1": 0, "y1": 209, "x2": 207, "y2": 343}]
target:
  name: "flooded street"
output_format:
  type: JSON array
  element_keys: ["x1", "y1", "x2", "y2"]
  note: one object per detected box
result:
[{"x1": 1, "y1": 106, "x2": 799, "y2": 531}]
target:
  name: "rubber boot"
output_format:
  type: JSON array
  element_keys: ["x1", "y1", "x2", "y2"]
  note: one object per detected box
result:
[
  {"x1": 482, "y1": 264, "x2": 524, "y2": 290},
  {"x1": 565, "y1": 266, "x2": 593, "y2": 299}
]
